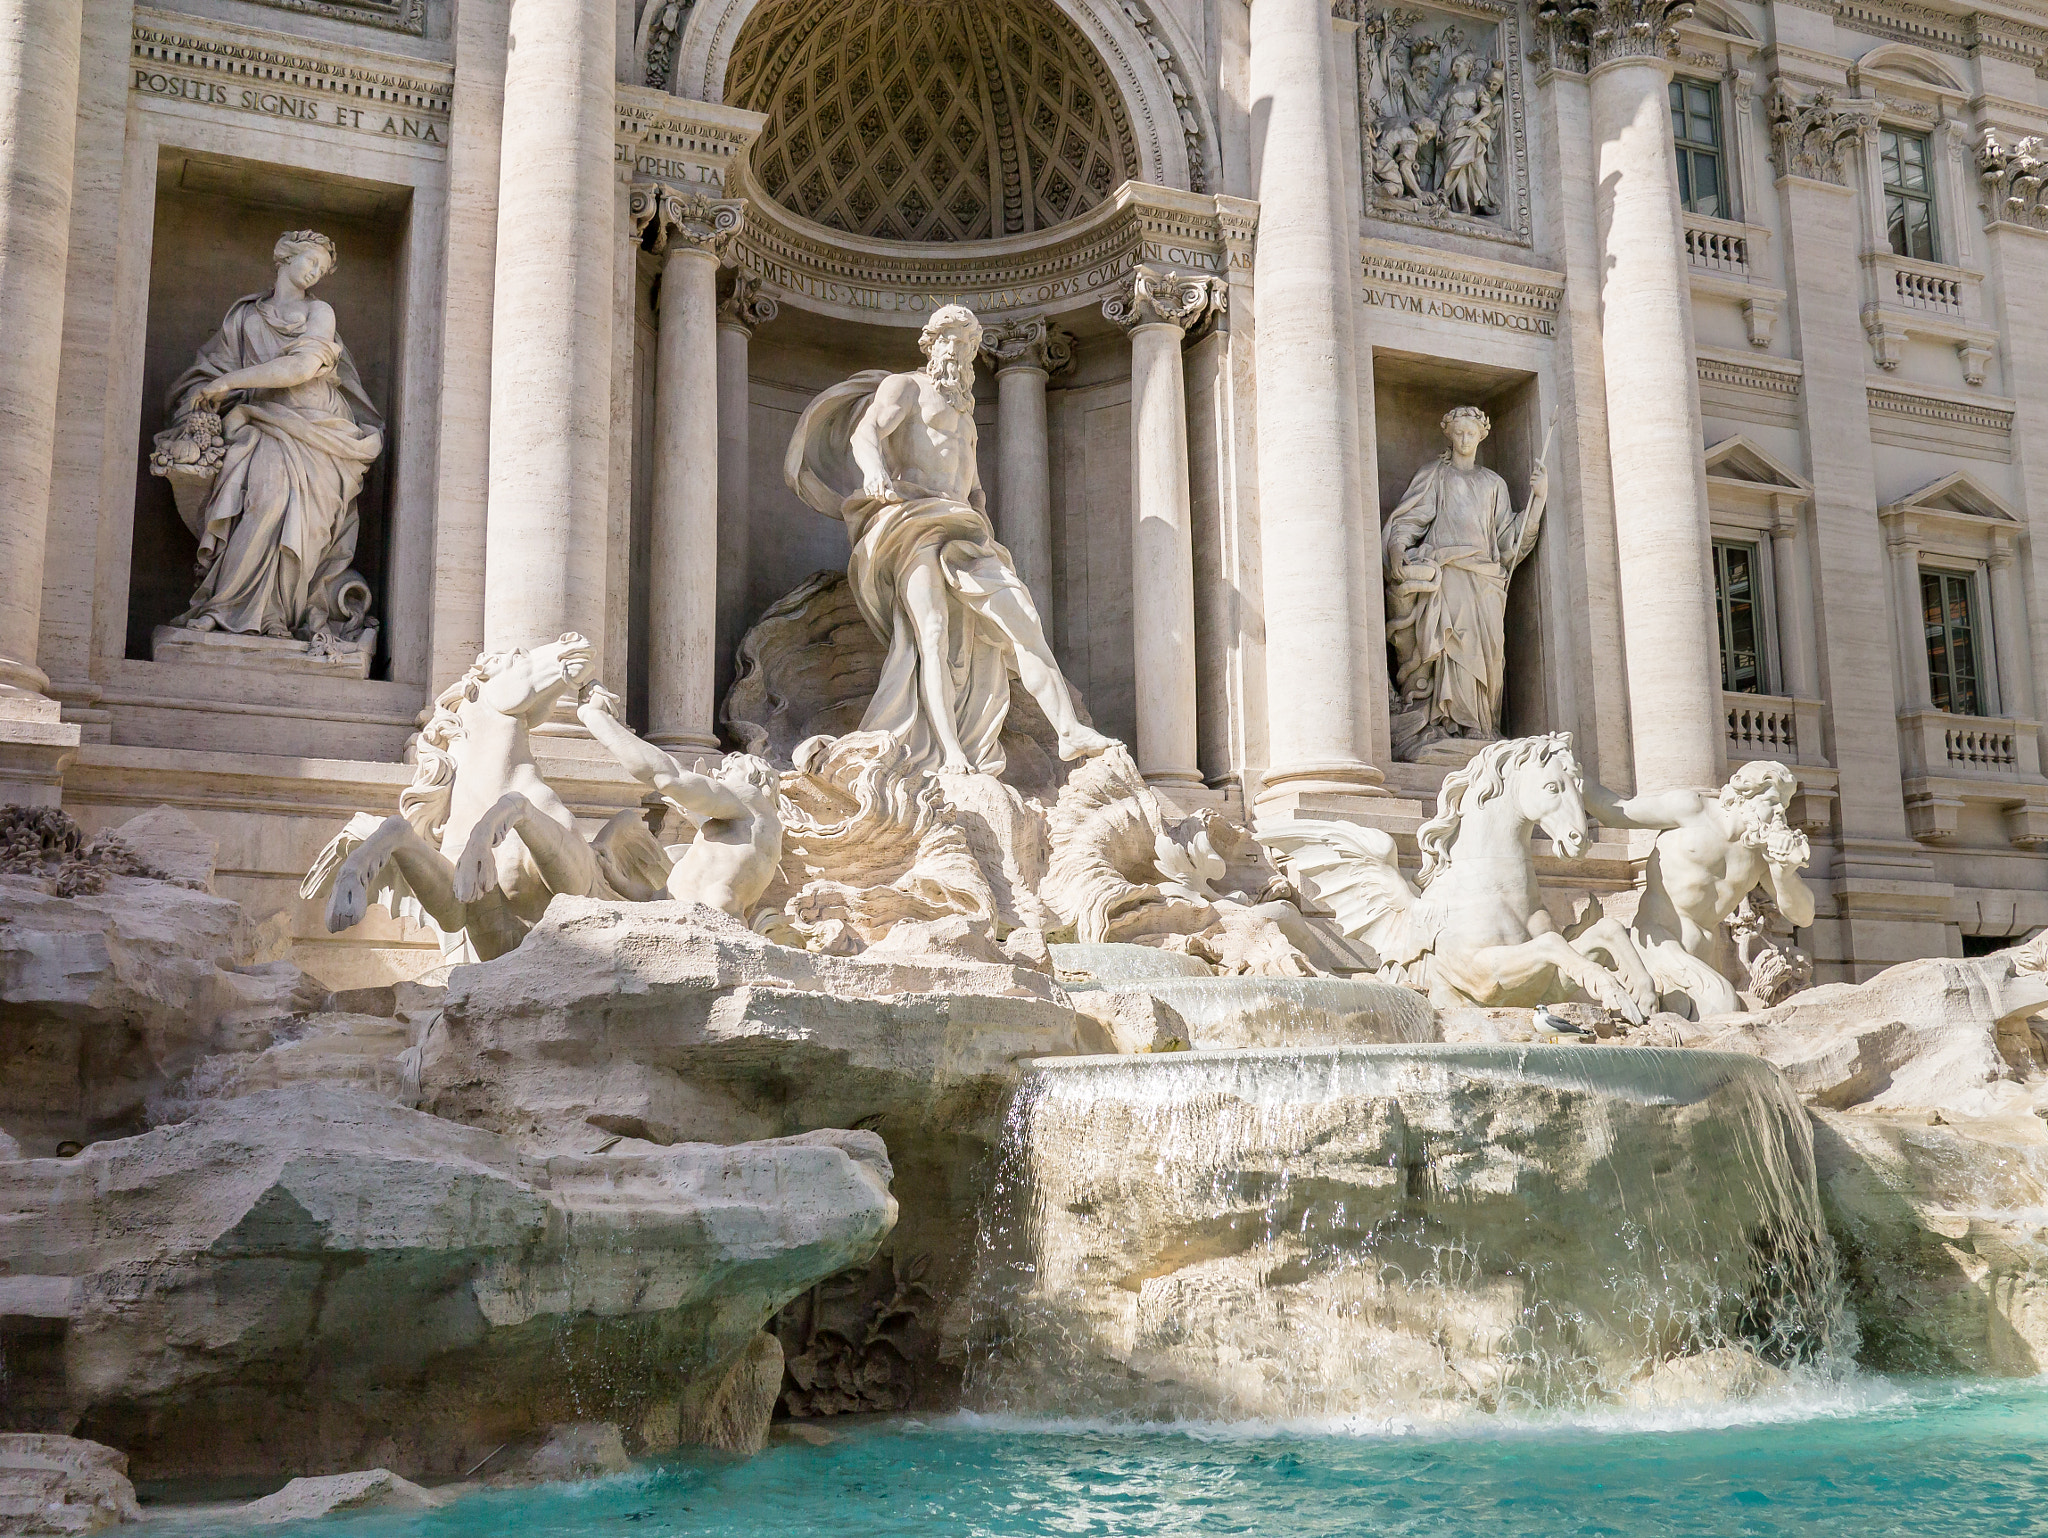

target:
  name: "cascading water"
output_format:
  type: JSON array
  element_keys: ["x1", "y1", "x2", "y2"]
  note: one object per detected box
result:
[{"x1": 967, "y1": 1044, "x2": 1841, "y2": 1423}]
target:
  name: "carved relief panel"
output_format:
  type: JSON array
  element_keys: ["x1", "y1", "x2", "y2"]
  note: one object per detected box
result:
[{"x1": 1355, "y1": 1, "x2": 1531, "y2": 246}]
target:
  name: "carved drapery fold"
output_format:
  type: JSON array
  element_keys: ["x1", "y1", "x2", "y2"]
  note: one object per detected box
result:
[{"x1": 1103, "y1": 265, "x2": 1227, "y2": 333}]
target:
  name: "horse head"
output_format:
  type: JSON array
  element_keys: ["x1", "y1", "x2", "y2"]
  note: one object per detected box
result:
[
  {"x1": 1508, "y1": 733, "x2": 1588, "y2": 859},
  {"x1": 467, "y1": 633, "x2": 595, "y2": 727},
  {"x1": 1416, "y1": 732, "x2": 1585, "y2": 884}
]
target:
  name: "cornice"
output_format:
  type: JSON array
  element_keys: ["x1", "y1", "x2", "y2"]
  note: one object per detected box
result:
[
  {"x1": 726, "y1": 177, "x2": 1242, "y2": 325},
  {"x1": 1867, "y1": 383, "x2": 2016, "y2": 434}
]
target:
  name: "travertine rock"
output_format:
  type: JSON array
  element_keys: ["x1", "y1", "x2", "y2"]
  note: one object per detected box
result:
[
  {"x1": 0, "y1": 1436, "x2": 140, "y2": 1534},
  {"x1": 680, "y1": 1333, "x2": 783, "y2": 1455},
  {"x1": 1812, "y1": 1109, "x2": 2048, "y2": 1376},
  {"x1": 1, "y1": 1085, "x2": 894, "y2": 1479},
  {"x1": 1687, "y1": 943, "x2": 2048, "y2": 1113},
  {"x1": 0, "y1": 870, "x2": 327, "y2": 1148},
  {"x1": 88, "y1": 807, "x2": 216, "y2": 892},
  {"x1": 239, "y1": 1469, "x2": 441, "y2": 1524},
  {"x1": 505, "y1": 1425, "x2": 631, "y2": 1484},
  {"x1": 423, "y1": 898, "x2": 1101, "y2": 1405},
  {"x1": 974, "y1": 1046, "x2": 1836, "y2": 1421}
]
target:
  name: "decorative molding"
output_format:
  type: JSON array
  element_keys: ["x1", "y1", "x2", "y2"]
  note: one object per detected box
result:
[
  {"x1": 1359, "y1": 241, "x2": 1562, "y2": 336},
  {"x1": 1102, "y1": 265, "x2": 1225, "y2": 333},
  {"x1": 639, "y1": 0, "x2": 700, "y2": 90},
  {"x1": 236, "y1": 0, "x2": 423, "y2": 38},
  {"x1": 1358, "y1": 0, "x2": 1533, "y2": 247},
  {"x1": 1978, "y1": 128, "x2": 2048, "y2": 229},
  {"x1": 1534, "y1": 0, "x2": 1694, "y2": 71},
  {"x1": 129, "y1": 12, "x2": 451, "y2": 140},
  {"x1": 1767, "y1": 82, "x2": 1873, "y2": 183},
  {"x1": 1697, "y1": 346, "x2": 1802, "y2": 427},
  {"x1": 1867, "y1": 384, "x2": 2013, "y2": 435},
  {"x1": 631, "y1": 184, "x2": 745, "y2": 257},
  {"x1": 1698, "y1": 352, "x2": 1801, "y2": 396},
  {"x1": 727, "y1": 176, "x2": 1238, "y2": 324},
  {"x1": 616, "y1": 88, "x2": 766, "y2": 198},
  {"x1": 1119, "y1": 0, "x2": 1210, "y2": 193},
  {"x1": 980, "y1": 316, "x2": 1078, "y2": 374},
  {"x1": 718, "y1": 271, "x2": 780, "y2": 332}
]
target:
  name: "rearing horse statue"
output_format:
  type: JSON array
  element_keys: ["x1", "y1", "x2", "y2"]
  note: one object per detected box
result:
[
  {"x1": 302, "y1": 634, "x2": 670, "y2": 960},
  {"x1": 1262, "y1": 733, "x2": 1656, "y2": 1020}
]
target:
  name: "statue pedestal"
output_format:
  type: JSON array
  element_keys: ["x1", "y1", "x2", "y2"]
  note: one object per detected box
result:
[{"x1": 151, "y1": 625, "x2": 376, "y2": 681}]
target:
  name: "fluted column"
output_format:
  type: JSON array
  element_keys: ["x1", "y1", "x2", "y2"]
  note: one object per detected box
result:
[
  {"x1": 483, "y1": 0, "x2": 616, "y2": 656},
  {"x1": 715, "y1": 271, "x2": 776, "y2": 702},
  {"x1": 0, "y1": 0, "x2": 85, "y2": 705},
  {"x1": 1106, "y1": 269, "x2": 1222, "y2": 788},
  {"x1": 1247, "y1": 0, "x2": 1384, "y2": 809},
  {"x1": 1544, "y1": 0, "x2": 1724, "y2": 792},
  {"x1": 635, "y1": 185, "x2": 741, "y2": 751},
  {"x1": 979, "y1": 318, "x2": 1075, "y2": 620}
]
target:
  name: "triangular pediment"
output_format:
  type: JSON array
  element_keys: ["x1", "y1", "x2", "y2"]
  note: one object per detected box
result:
[
  {"x1": 1885, "y1": 470, "x2": 2017, "y2": 523},
  {"x1": 1704, "y1": 435, "x2": 1810, "y2": 491}
]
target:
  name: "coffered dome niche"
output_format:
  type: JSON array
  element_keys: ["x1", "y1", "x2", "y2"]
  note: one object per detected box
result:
[{"x1": 727, "y1": 0, "x2": 1144, "y2": 242}]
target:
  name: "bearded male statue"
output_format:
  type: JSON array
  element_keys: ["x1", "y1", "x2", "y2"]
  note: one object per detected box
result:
[
  {"x1": 1585, "y1": 760, "x2": 1816, "y2": 1017},
  {"x1": 784, "y1": 303, "x2": 1114, "y2": 777}
]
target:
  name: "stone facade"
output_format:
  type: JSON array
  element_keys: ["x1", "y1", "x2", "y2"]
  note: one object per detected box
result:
[{"x1": 3, "y1": 0, "x2": 2047, "y2": 986}]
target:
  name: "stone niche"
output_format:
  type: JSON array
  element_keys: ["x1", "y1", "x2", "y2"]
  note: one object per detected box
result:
[
  {"x1": 127, "y1": 150, "x2": 408, "y2": 676},
  {"x1": 1372, "y1": 348, "x2": 1547, "y2": 742}
]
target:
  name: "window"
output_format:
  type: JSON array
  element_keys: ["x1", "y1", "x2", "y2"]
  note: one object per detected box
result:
[
  {"x1": 1670, "y1": 79, "x2": 1727, "y2": 220},
  {"x1": 1714, "y1": 540, "x2": 1763, "y2": 693},
  {"x1": 1922, "y1": 568, "x2": 1982, "y2": 716},
  {"x1": 1881, "y1": 128, "x2": 1938, "y2": 262}
]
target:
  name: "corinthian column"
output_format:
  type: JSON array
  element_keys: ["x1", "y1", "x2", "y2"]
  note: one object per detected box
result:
[
  {"x1": 636, "y1": 185, "x2": 742, "y2": 752},
  {"x1": 715, "y1": 271, "x2": 775, "y2": 702},
  {"x1": 1543, "y1": 0, "x2": 1723, "y2": 792},
  {"x1": 0, "y1": 0, "x2": 85, "y2": 707},
  {"x1": 483, "y1": 0, "x2": 616, "y2": 657},
  {"x1": 1106, "y1": 269, "x2": 1223, "y2": 788},
  {"x1": 1248, "y1": 0, "x2": 1385, "y2": 810},
  {"x1": 979, "y1": 318, "x2": 1075, "y2": 620}
]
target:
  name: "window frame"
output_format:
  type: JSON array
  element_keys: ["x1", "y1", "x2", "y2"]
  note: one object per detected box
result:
[
  {"x1": 1712, "y1": 536, "x2": 1768, "y2": 696},
  {"x1": 1918, "y1": 561, "x2": 1992, "y2": 718},
  {"x1": 1879, "y1": 125, "x2": 1941, "y2": 264},
  {"x1": 1670, "y1": 75, "x2": 1732, "y2": 222}
]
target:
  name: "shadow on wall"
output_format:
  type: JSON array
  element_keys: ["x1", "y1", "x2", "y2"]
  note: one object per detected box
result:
[{"x1": 126, "y1": 150, "x2": 408, "y2": 673}]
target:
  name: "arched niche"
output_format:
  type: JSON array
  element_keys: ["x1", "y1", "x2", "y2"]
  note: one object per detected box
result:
[{"x1": 671, "y1": 0, "x2": 1205, "y2": 194}]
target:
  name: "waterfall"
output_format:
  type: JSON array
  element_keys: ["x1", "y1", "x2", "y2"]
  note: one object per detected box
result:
[{"x1": 968, "y1": 1044, "x2": 1840, "y2": 1424}]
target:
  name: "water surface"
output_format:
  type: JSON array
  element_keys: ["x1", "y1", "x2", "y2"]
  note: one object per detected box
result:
[{"x1": 166, "y1": 1377, "x2": 2048, "y2": 1537}]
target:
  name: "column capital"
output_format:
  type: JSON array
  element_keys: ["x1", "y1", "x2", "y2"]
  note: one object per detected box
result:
[
  {"x1": 1534, "y1": 0, "x2": 1692, "y2": 73},
  {"x1": 717, "y1": 270, "x2": 779, "y2": 334},
  {"x1": 1767, "y1": 83, "x2": 1876, "y2": 186},
  {"x1": 1103, "y1": 266, "x2": 1227, "y2": 337},
  {"x1": 631, "y1": 182, "x2": 745, "y2": 258},
  {"x1": 979, "y1": 317, "x2": 1077, "y2": 378}
]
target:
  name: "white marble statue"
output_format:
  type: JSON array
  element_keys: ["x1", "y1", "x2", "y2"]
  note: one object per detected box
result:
[
  {"x1": 1360, "y1": 10, "x2": 1506, "y2": 217},
  {"x1": 1263, "y1": 733, "x2": 1657, "y2": 1018},
  {"x1": 151, "y1": 231, "x2": 384, "y2": 644},
  {"x1": 302, "y1": 635, "x2": 767, "y2": 960},
  {"x1": 1585, "y1": 759, "x2": 1817, "y2": 1017},
  {"x1": 1383, "y1": 406, "x2": 1547, "y2": 760},
  {"x1": 784, "y1": 303, "x2": 1114, "y2": 778},
  {"x1": 575, "y1": 689, "x2": 784, "y2": 918}
]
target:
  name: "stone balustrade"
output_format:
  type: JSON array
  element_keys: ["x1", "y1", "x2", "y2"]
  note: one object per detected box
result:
[
  {"x1": 1898, "y1": 707, "x2": 2041, "y2": 783},
  {"x1": 1684, "y1": 217, "x2": 1751, "y2": 279}
]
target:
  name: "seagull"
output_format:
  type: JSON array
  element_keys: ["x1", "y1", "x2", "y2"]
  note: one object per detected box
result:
[{"x1": 1534, "y1": 1004, "x2": 1591, "y2": 1039}]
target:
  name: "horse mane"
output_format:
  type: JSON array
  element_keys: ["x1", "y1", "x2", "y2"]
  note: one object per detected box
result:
[
  {"x1": 398, "y1": 650, "x2": 514, "y2": 843},
  {"x1": 1414, "y1": 732, "x2": 1579, "y2": 889}
]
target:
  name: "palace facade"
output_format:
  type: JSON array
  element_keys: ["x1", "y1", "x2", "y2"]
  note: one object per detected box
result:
[{"x1": 2, "y1": 0, "x2": 2046, "y2": 985}]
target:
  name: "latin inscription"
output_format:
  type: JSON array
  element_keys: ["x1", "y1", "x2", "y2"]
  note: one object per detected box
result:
[
  {"x1": 1361, "y1": 285, "x2": 1555, "y2": 337},
  {"x1": 132, "y1": 68, "x2": 444, "y2": 144}
]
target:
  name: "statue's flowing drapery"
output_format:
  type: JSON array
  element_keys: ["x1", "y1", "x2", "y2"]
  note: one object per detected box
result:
[
  {"x1": 169, "y1": 296, "x2": 383, "y2": 636},
  {"x1": 785, "y1": 371, "x2": 1037, "y2": 776},
  {"x1": 1383, "y1": 456, "x2": 1538, "y2": 741}
]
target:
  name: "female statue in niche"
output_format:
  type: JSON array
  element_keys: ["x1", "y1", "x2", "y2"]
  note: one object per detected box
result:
[
  {"x1": 152, "y1": 230, "x2": 383, "y2": 645},
  {"x1": 1382, "y1": 405, "x2": 1548, "y2": 761}
]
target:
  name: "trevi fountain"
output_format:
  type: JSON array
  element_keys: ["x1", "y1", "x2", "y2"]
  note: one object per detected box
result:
[{"x1": 4, "y1": 0, "x2": 2048, "y2": 1532}]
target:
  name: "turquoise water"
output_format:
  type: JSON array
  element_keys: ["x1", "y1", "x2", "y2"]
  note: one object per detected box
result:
[{"x1": 168, "y1": 1378, "x2": 2048, "y2": 1537}]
